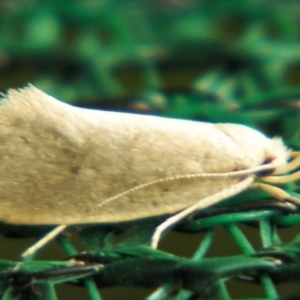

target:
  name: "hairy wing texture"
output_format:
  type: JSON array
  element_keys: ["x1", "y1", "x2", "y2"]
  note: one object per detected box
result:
[{"x1": 0, "y1": 86, "x2": 286, "y2": 224}]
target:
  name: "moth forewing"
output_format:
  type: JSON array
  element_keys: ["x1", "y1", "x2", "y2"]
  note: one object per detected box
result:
[
  {"x1": 0, "y1": 86, "x2": 281, "y2": 225},
  {"x1": 0, "y1": 85, "x2": 298, "y2": 257}
]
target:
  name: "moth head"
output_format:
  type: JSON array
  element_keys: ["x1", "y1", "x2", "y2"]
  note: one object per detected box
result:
[
  {"x1": 262, "y1": 137, "x2": 291, "y2": 175},
  {"x1": 257, "y1": 138, "x2": 300, "y2": 203}
]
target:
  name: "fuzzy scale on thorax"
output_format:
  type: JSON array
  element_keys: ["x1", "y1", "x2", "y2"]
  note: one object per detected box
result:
[{"x1": 0, "y1": 87, "x2": 276, "y2": 225}]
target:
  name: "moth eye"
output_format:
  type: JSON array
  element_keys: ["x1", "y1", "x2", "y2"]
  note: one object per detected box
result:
[
  {"x1": 262, "y1": 157, "x2": 274, "y2": 165},
  {"x1": 256, "y1": 157, "x2": 276, "y2": 176}
]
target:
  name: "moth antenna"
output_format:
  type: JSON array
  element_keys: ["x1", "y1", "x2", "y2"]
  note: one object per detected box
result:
[
  {"x1": 98, "y1": 162, "x2": 278, "y2": 208},
  {"x1": 97, "y1": 174, "x2": 217, "y2": 208}
]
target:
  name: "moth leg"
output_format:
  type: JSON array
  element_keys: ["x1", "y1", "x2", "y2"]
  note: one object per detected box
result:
[
  {"x1": 253, "y1": 182, "x2": 300, "y2": 206},
  {"x1": 272, "y1": 152, "x2": 300, "y2": 175},
  {"x1": 151, "y1": 176, "x2": 254, "y2": 249},
  {"x1": 290, "y1": 151, "x2": 300, "y2": 157},
  {"x1": 261, "y1": 170, "x2": 300, "y2": 184},
  {"x1": 21, "y1": 224, "x2": 67, "y2": 258}
]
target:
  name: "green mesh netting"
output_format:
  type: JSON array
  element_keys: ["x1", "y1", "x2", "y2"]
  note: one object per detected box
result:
[{"x1": 1, "y1": 1, "x2": 300, "y2": 299}]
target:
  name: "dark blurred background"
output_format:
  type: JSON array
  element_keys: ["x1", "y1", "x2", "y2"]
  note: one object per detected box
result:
[
  {"x1": 1, "y1": 0, "x2": 300, "y2": 141},
  {"x1": 2, "y1": 1, "x2": 300, "y2": 299}
]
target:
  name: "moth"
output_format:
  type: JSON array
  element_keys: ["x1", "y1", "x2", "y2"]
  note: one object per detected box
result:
[{"x1": 0, "y1": 85, "x2": 299, "y2": 257}]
